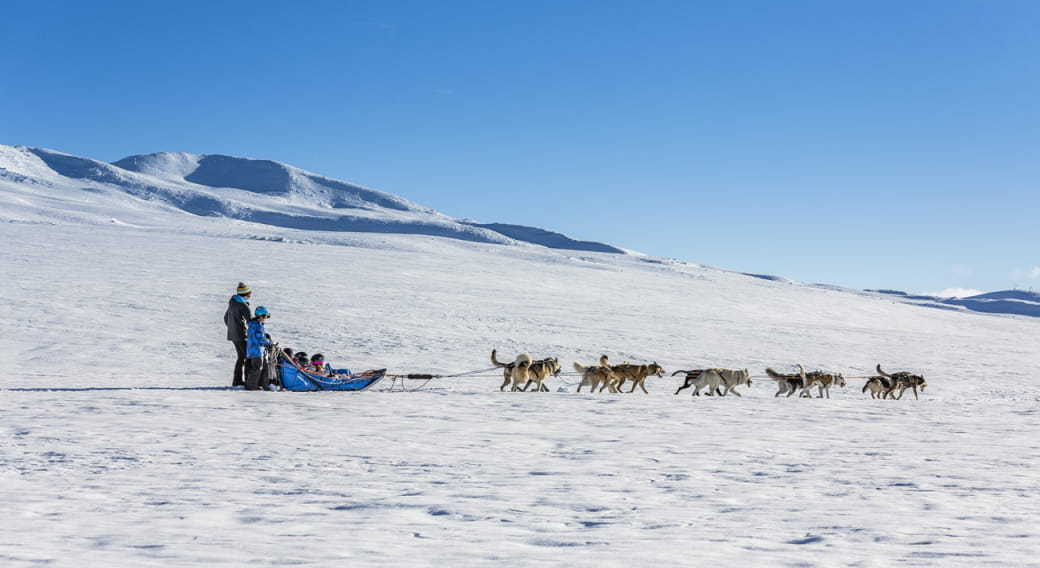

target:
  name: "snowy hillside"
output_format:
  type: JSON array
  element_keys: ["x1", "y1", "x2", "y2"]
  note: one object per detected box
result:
[
  {"x1": 1, "y1": 145, "x2": 1039, "y2": 567},
  {"x1": 869, "y1": 288, "x2": 1040, "y2": 318},
  {"x1": 0, "y1": 145, "x2": 622, "y2": 253}
]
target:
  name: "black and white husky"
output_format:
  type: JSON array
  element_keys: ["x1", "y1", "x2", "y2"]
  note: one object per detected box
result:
[
  {"x1": 876, "y1": 364, "x2": 927, "y2": 400},
  {"x1": 766, "y1": 364, "x2": 807, "y2": 397}
]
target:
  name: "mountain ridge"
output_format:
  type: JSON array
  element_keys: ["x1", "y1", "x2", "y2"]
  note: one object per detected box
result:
[
  {"x1": 0, "y1": 145, "x2": 624, "y2": 254},
  {"x1": 2, "y1": 144, "x2": 1034, "y2": 318}
]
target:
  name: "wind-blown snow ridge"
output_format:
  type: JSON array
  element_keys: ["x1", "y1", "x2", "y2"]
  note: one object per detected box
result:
[{"x1": 0, "y1": 144, "x2": 622, "y2": 253}]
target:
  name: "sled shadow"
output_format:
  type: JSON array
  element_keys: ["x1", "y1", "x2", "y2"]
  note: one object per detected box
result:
[{"x1": 2, "y1": 386, "x2": 240, "y2": 392}]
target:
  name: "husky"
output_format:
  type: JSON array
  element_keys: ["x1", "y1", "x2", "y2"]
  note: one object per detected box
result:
[
  {"x1": 877, "y1": 365, "x2": 927, "y2": 400},
  {"x1": 491, "y1": 349, "x2": 516, "y2": 391},
  {"x1": 801, "y1": 370, "x2": 846, "y2": 399},
  {"x1": 521, "y1": 357, "x2": 561, "y2": 392},
  {"x1": 574, "y1": 359, "x2": 619, "y2": 393},
  {"x1": 675, "y1": 368, "x2": 720, "y2": 396},
  {"x1": 491, "y1": 349, "x2": 534, "y2": 392},
  {"x1": 601, "y1": 355, "x2": 665, "y2": 394},
  {"x1": 716, "y1": 368, "x2": 753, "y2": 396},
  {"x1": 673, "y1": 368, "x2": 749, "y2": 396},
  {"x1": 673, "y1": 369, "x2": 710, "y2": 395},
  {"x1": 766, "y1": 364, "x2": 807, "y2": 397},
  {"x1": 862, "y1": 376, "x2": 891, "y2": 399}
]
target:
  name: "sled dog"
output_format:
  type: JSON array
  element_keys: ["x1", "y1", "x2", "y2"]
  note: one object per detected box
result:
[
  {"x1": 876, "y1": 365, "x2": 927, "y2": 400},
  {"x1": 601, "y1": 355, "x2": 665, "y2": 394},
  {"x1": 491, "y1": 349, "x2": 534, "y2": 391},
  {"x1": 574, "y1": 359, "x2": 619, "y2": 393},
  {"x1": 673, "y1": 369, "x2": 710, "y2": 395},
  {"x1": 862, "y1": 376, "x2": 891, "y2": 399},
  {"x1": 681, "y1": 368, "x2": 721, "y2": 396},
  {"x1": 492, "y1": 349, "x2": 516, "y2": 391},
  {"x1": 717, "y1": 368, "x2": 752, "y2": 396},
  {"x1": 766, "y1": 364, "x2": 807, "y2": 397},
  {"x1": 801, "y1": 370, "x2": 846, "y2": 399},
  {"x1": 522, "y1": 357, "x2": 561, "y2": 392},
  {"x1": 673, "y1": 368, "x2": 749, "y2": 396}
]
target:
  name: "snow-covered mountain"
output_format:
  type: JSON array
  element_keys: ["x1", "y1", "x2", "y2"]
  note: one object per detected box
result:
[
  {"x1": 2, "y1": 144, "x2": 1035, "y2": 318},
  {"x1": 2, "y1": 144, "x2": 1039, "y2": 566},
  {"x1": 868, "y1": 288, "x2": 1040, "y2": 318},
  {"x1": 0, "y1": 145, "x2": 623, "y2": 253}
]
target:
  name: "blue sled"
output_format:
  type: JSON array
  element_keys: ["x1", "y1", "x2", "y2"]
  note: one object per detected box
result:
[{"x1": 279, "y1": 362, "x2": 386, "y2": 392}]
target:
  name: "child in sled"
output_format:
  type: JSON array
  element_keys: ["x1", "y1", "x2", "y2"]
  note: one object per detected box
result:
[{"x1": 310, "y1": 353, "x2": 352, "y2": 378}]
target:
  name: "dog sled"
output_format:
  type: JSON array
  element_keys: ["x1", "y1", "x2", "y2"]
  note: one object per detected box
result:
[{"x1": 277, "y1": 354, "x2": 385, "y2": 392}]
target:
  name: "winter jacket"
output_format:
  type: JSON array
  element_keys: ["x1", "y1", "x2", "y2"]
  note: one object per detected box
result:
[
  {"x1": 246, "y1": 318, "x2": 272, "y2": 358},
  {"x1": 224, "y1": 295, "x2": 252, "y2": 341}
]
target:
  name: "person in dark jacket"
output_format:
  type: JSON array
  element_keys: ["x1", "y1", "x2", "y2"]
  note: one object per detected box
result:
[
  {"x1": 245, "y1": 306, "x2": 274, "y2": 390},
  {"x1": 223, "y1": 282, "x2": 252, "y2": 387}
]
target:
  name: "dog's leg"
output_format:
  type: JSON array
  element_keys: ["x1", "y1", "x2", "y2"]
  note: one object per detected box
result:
[{"x1": 639, "y1": 380, "x2": 649, "y2": 394}]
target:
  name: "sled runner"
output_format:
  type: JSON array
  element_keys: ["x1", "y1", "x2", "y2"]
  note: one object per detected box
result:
[{"x1": 278, "y1": 357, "x2": 385, "y2": 392}]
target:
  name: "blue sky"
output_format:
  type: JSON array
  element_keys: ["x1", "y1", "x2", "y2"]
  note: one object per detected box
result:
[{"x1": 2, "y1": 0, "x2": 1037, "y2": 295}]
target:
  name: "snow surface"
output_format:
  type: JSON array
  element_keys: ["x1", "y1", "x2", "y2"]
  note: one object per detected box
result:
[{"x1": 2, "y1": 150, "x2": 1040, "y2": 567}]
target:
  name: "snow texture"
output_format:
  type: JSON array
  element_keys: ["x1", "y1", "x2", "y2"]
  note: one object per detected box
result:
[{"x1": 1, "y1": 145, "x2": 1039, "y2": 567}]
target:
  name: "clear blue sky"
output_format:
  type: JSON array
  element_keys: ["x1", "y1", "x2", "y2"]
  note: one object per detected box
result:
[{"x1": 3, "y1": 0, "x2": 1037, "y2": 295}]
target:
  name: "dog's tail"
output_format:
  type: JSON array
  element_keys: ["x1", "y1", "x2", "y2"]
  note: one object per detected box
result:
[
  {"x1": 516, "y1": 352, "x2": 533, "y2": 368},
  {"x1": 599, "y1": 354, "x2": 611, "y2": 368},
  {"x1": 491, "y1": 349, "x2": 510, "y2": 368},
  {"x1": 573, "y1": 361, "x2": 590, "y2": 373},
  {"x1": 797, "y1": 363, "x2": 807, "y2": 379},
  {"x1": 672, "y1": 369, "x2": 704, "y2": 377},
  {"x1": 876, "y1": 364, "x2": 892, "y2": 378},
  {"x1": 862, "y1": 379, "x2": 872, "y2": 394},
  {"x1": 765, "y1": 368, "x2": 785, "y2": 379}
]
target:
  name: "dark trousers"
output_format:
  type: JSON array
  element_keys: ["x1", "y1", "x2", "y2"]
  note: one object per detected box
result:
[
  {"x1": 245, "y1": 356, "x2": 270, "y2": 391},
  {"x1": 232, "y1": 340, "x2": 247, "y2": 386}
]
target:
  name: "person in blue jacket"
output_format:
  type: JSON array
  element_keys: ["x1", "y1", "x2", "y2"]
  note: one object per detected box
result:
[{"x1": 244, "y1": 306, "x2": 274, "y2": 391}]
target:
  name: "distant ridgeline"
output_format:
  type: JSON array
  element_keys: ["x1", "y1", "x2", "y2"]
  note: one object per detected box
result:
[
  {"x1": 460, "y1": 222, "x2": 625, "y2": 254},
  {"x1": 0, "y1": 145, "x2": 625, "y2": 255},
  {"x1": 870, "y1": 289, "x2": 1040, "y2": 318}
]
